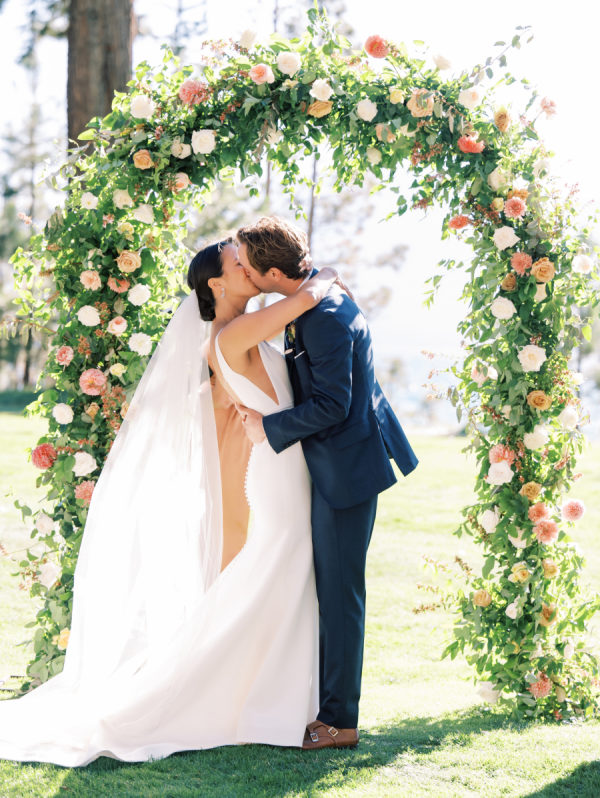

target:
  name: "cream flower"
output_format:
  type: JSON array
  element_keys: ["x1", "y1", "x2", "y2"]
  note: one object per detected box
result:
[
  {"x1": 36, "y1": 512, "x2": 56, "y2": 536},
  {"x1": 505, "y1": 601, "x2": 519, "y2": 620},
  {"x1": 107, "y1": 316, "x2": 127, "y2": 336},
  {"x1": 508, "y1": 528, "x2": 528, "y2": 549},
  {"x1": 523, "y1": 424, "x2": 549, "y2": 451},
  {"x1": 109, "y1": 363, "x2": 127, "y2": 377},
  {"x1": 517, "y1": 344, "x2": 547, "y2": 373},
  {"x1": 310, "y1": 79, "x2": 333, "y2": 102},
  {"x1": 77, "y1": 305, "x2": 101, "y2": 326},
  {"x1": 572, "y1": 254, "x2": 593, "y2": 274},
  {"x1": 487, "y1": 167, "x2": 509, "y2": 192},
  {"x1": 39, "y1": 559, "x2": 61, "y2": 589},
  {"x1": 356, "y1": 98, "x2": 378, "y2": 122},
  {"x1": 366, "y1": 147, "x2": 382, "y2": 165},
  {"x1": 277, "y1": 51, "x2": 301, "y2": 76},
  {"x1": 532, "y1": 158, "x2": 551, "y2": 178},
  {"x1": 266, "y1": 126, "x2": 283, "y2": 145},
  {"x1": 239, "y1": 29, "x2": 257, "y2": 49},
  {"x1": 458, "y1": 87, "x2": 480, "y2": 110},
  {"x1": 133, "y1": 204, "x2": 154, "y2": 224},
  {"x1": 129, "y1": 332, "x2": 153, "y2": 356},
  {"x1": 81, "y1": 192, "x2": 98, "y2": 210},
  {"x1": 171, "y1": 138, "x2": 192, "y2": 159},
  {"x1": 130, "y1": 94, "x2": 156, "y2": 120},
  {"x1": 73, "y1": 451, "x2": 97, "y2": 477},
  {"x1": 490, "y1": 297, "x2": 516, "y2": 320},
  {"x1": 433, "y1": 54, "x2": 452, "y2": 70},
  {"x1": 191, "y1": 129, "x2": 216, "y2": 155},
  {"x1": 113, "y1": 189, "x2": 134, "y2": 209},
  {"x1": 493, "y1": 226, "x2": 520, "y2": 250},
  {"x1": 487, "y1": 461, "x2": 514, "y2": 485},
  {"x1": 479, "y1": 506, "x2": 500, "y2": 535},
  {"x1": 534, "y1": 283, "x2": 546, "y2": 302},
  {"x1": 52, "y1": 403, "x2": 74, "y2": 425},
  {"x1": 389, "y1": 88, "x2": 405, "y2": 104},
  {"x1": 557, "y1": 405, "x2": 579, "y2": 430},
  {"x1": 128, "y1": 283, "x2": 151, "y2": 306},
  {"x1": 477, "y1": 681, "x2": 500, "y2": 704}
]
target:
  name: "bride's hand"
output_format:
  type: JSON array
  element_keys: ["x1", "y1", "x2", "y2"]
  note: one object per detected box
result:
[
  {"x1": 302, "y1": 266, "x2": 339, "y2": 304},
  {"x1": 334, "y1": 274, "x2": 355, "y2": 301}
]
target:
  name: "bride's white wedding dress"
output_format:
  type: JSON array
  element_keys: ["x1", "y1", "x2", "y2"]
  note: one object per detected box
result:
[{"x1": 0, "y1": 292, "x2": 318, "y2": 767}]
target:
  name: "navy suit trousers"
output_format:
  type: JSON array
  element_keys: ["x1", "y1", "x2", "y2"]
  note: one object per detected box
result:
[{"x1": 311, "y1": 484, "x2": 378, "y2": 729}]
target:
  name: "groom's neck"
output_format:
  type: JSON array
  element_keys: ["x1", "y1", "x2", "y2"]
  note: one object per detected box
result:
[{"x1": 275, "y1": 276, "x2": 304, "y2": 297}]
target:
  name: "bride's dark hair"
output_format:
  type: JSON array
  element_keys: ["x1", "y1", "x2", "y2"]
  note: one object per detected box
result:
[{"x1": 187, "y1": 238, "x2": 234, "y2": 321}]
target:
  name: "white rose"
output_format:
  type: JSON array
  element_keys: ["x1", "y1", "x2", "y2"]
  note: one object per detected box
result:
[
  {"x1": 191, "y1": 129, "x2": 216, "y2": 155},
  {"x1": 477, "y1": 681, "x2": 500, "y2": 704},
  {"x1": 501, "y1": 404, "x2": 512, "y2": 421},
  {"x1": 493, "y1": 226, "x2": 520, "y2": 250},
  {"x1": 366, "y1": 147, "x2": 382, "y2": 165},
  {"x1": 532, "y1": 158, "x2": 551, "y2": 178},
  {"x1": 490, "y1": 296, "x2": 516, "y2": 320},
  {"x1": 81, "y1": 192, "x2": 98, "y2": 210},
  {"x1": 73, "y1": 451, "x2": 97, "y2": 477},
  {"x1": 564, "y1": 641, "x2": 575, "y2": 659},
  {"x1": 77, "y1": 305, "x2": 101, "y2": 326},
  {"x1": 487, "y1": 461, "x2": 514, "y2": 485},
  {"x1": 52, "y1": 403, "x2": 74, "y2": 425},
  {"x1": 505, "y1": 601, "x2": 519, "y2": 620},
  {"x1": 356, "y1": 98, "x2": 378, "y2": 122},
  {"x1": 517, "y1": 344, "x2": 547, "y2": 373},
  {"x1": 266, "y1": 126, "x2": 283, "y2": 145},
  {"x1": 113, "y1": 189, "x2": 134, "y2": 209},
  {"x1": 523, "y1": 424, "x2": 549, "y2": 450},
  {"x1": 39, "y1": 559, "x2": 61, "y2": 589},
  {"x1": 572, "y1": 254, "x2": 593, "y2": 274},
  {"x1": 133, "y1": 204, "x2": 154, "y2": 224},
  {"x1": 310, "y1": 79, "x2": 333, "y2": 102},
  {"x1": 557, "y1": 405, "x2": 579, "y2": 430},
  {"x1": 129, "y1": 332, "x2": 153, "y2": 356},
  {"x1": 128, "y1": 283, "x2": 151, "y2": 306},
  {"x1": 534, "y1": 283, "x2": 546, "y2": 302},
  {"x1": 508, "y1": 528, "x2": 528, "y2": 549},
  {"x1": 36, "y1": 512, "x2": 55, "y2": 536},
  {"x1": 479, "y1": 506, "x2": 500, "y2": 535},
  {"x1": 487, "y1": 166, "x2": 509, "y2": 192},
  {"x1": 433, "y1": 54, "x2": 452, "y2": 70},
  {"x1": 277, "y1": 51, "x2": 301, "y2": 76},
  {"x1": 239, "y1": 29, "x2": 257, "y2": 49},
  {"x1": 109, "y1": 363, "x2": 127, "y2": 377},
  {"x1": 555, "y1": 686, "x2": 567, "y2": 703},
  {"x1": 571, "y1": 371, "x2": 584, "y2": 385},
  {"x1": 130, "y1": 94, "x2": 156, "y2": 120},
  {"x1": 531, "y1": 642, "x2": 544, "y2": 659},
  {"x1": 171, "y1": 138, "x2": 192, "y2": 159},
  {"x1": 458, "y1": 87, "x2": 480, "y2": 110},
  {"x1": 470, "y1": 363, "x2": 498, "y2": 386}
]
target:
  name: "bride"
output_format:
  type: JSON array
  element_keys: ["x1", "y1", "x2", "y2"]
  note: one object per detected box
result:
[{"x1": 0, "y1": 237, "x2": 340, "y2": 767}]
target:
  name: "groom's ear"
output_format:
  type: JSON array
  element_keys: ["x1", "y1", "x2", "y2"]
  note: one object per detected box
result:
[{"x1": 267, "y1": 267, "x2": 284, "y2": 282}]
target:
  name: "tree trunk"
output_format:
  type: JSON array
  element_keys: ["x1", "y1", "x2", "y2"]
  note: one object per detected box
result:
[{"x1": 67, "y1": 0, "x2": 134, "y2": 144}]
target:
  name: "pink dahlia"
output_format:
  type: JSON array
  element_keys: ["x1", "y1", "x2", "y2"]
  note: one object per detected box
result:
[
  {"x1": 75, "y1": 480, "x2": 96, "y2": 505},
  {"x1": 79, "y1": 368, "x2": 107, "y2": 396},
  {"x1": 489, "y1": 443, "x2": 516, "y2": 465},
  {"x1": 56, "y1": 345, "x2": 74, "y2": 367},
  {"x1": 108, "y1": 276, "x2": 130, "y2": 294},
  {"x1": 528, "y1": 502, "x2": 550, "y2": 523},
  {"x1": 528, "y1": 672, "x2": 553, "y2": 699},
  {"x1": 561, "y1": 499, "x2": 585, "y2": 522},
  {"x1": 178, "y1": 79, "x2": 209, "y2": 106},
  {"x1": 504, "y1": 196, "x2": 527, "y2": 219},
  {"x1": 540, "y1": 97, "x2": 557, "y2": 117},
  {"x1": 365, "y1": 35, "x2": 390, "y2": 59},
  {"x1": 457, "y1": 135, "x2": 485, "y2": 154},
  {"x1": 449, "y1": 215, "x2": 470, "y2": 230},
  {"x1": 32, "y1": 442, "x2": 58, "y2": 470},
  {"x1": 534, "y1": 519, "x2": 559, "y2": 545},
  {"x1": 511, "y1": 252, "x2": 533, "y2": 276}
]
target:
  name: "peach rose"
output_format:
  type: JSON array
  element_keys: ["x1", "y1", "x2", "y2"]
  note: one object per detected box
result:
[
  {"x1": 173, "y1": 172, "x2": 191, "y2": 192},
  {"x1": 532, "y1": 257, "x2": 555, "y2": 282},
  {"x1": 508, "y1": 188, "x2": 529, "y2": 201},
  {"x1": 85, "y1": 402, "x2": 100, "y2": 419},
  {"x1": 501, "y1": 273, "x2": 517, "y2": 292},
  {"x1": 116, "y1": 250, "x2": 142, "y2": 274},
  {"x1": 108, "y1": 276, "x2": 130, "y2": 293},
  {"x1": 133, "y1": 149, "x2": 154, "y2": 170},
  {"x1": 527, "y1": 390, "x2": 553, "y2": 411},
  {"x1": 107, "y1": 316, "x2": 128, "y2": 336},
  {"x1": 457, "y1": 135, "x2": 485, "y2": 153},
  {"x1": 539, "y1": 602, "x2": 558, "y2": 627},
  {"x1": 375, "y1": 123, "x2": 395, "y2": 143},
  {"x1": 511, "y1": 252, "x2": 533, "y2": 276},
  {"x1": 79, "y1": 368, "x2": 107, "y2": 396},
  {"x1": 56, "y1": 345, "x2": 74, "y2": 367},
  {"x1": 307, "y1": 100, "x2": 333, "y2": 118},
  {"x1": 473, "y1": 589, "x2": 492, "y2": 608},
  {"x1": 534, "y1": 519, "x2": 559, "y2": 544},
  {"x1": 120, "y1": 401, "x2": 129, "y2": 419},
  {"x1": 365, "y1": 35, "x2": 389, "y2": 58},
  {"x1": 489, "y1": 443, "x2": 516, "y2": 465},
  {"x1": 249, "y1": 63, "x2": 275, "y2": 84},
  {"x1": 528, "y1": 502, "x2": 550, "y2": 523},
  {"x1": 494, "y1": 106, "x2": 511, "y2": 132},
  {"x1": 80, "y1": 270, "x2": 102, "y2": 290},
  {"x1": 542, "y1": 558, "x2": 559, "y2": 578},
  {"x1": 178, "y1": 79, "x2": 209, "y2": 105},
  {"x1": 520, "y1": 481, "x2": 542, "y2": 501},
  {"x1": 407, "y1": 88, "x2": 434, "y2": 118}
]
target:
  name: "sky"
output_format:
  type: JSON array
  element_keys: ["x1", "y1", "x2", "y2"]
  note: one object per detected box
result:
[{"x1": 1, "y1": 0, "x2": 598, "y2": 427}]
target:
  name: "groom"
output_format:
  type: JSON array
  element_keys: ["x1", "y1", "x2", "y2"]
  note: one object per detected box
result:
[{"x1": 236, "y1": 216, "x2": 419, "y2": 749}]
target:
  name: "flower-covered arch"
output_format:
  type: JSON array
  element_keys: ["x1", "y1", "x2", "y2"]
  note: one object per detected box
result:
[{"x1": 10, "y1": 7, "x2": 600, "y2": 719}]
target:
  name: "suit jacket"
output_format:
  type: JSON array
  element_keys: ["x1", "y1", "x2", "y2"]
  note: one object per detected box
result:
[{"x1": 262, "y1": 271, "x2": 419, "y2": 509}]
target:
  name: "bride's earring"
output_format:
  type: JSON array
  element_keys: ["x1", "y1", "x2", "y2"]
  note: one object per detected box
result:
[{"x1": 220, "y1": 287, "x2": 226, "y2": 298}]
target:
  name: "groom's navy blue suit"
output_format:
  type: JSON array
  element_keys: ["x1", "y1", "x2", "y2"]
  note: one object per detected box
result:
[{"x1": 263, "y1": 270, "x2": 419, "y2": 729}]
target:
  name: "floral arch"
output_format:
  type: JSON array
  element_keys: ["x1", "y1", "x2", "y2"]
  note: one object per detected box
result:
[{"x1": 9, "y1": 7, "x2": 600, "y2": 719}]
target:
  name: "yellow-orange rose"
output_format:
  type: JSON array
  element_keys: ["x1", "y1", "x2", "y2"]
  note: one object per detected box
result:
[
  {"x1": 510, "y1": 562, "x2": 530, "y2": 584},
  {"x1": 520, "y1": 481, "x2": 542, "y2": 501},
  {"x1": 494, "y1": 106, "x2": 511, "y2": 132},
  {"x1": 542, "y1": 558, "x2": 559, "y2": 578},
  {"x1": 491, "y1": 197, "x2": 505, "y2": 213},
  {"x1": 473, "y1": 589, "x2": 492, "y2": 608},
  {"x1": 539, "y1": 602, "x2": 558, "y2": 627},
  {"x1": 86, "y1": 402, "x2": 100, "y2": 419},
  {"x1": 375, "y1": 123, "x2": 395, "y2": 143},
  {"x1": 307, "y1": 100, "x2": 333, "y2": 118},
  {"x1": 501, "y1": 272, "x2": 517, "y2": 292},
  {"x1": 508, "y1": 188, "x2": 529, "y2": 201},
  {"x1": 531, "y1": 257, "x2": 555, "y2": 283},
  {"x1": 133, "y1": 149, "x2": 154, "y2": 170},
  {"x1": 120, "y1": 401, "x2": 129, "y2": 419},
  {"x1": 407, "y1": 88, "x2": 434, "y2": 118},
  {"x1": 527, "y1": 390, "x2": 553, "y2": 411},
  {"x1": 117, "y1": 221, "x2": 134, "y2": 240},
  {"x1": 57, "y1": 628, "x2": 70, "y2": 650},
  {"x1": 116, "y1": 249, "x2": 142, "y2": 274},
  {"x1": 389, "y1": 87, "x2": 405, "y2": 104}
]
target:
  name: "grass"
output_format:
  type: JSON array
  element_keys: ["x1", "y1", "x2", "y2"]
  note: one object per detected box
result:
[{"x1": 1, "y1": 412, "x2": 600, "y2": 797}]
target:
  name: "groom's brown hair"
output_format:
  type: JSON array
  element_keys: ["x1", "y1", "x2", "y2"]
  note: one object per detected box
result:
[{"x1": 237, "y1": 216, "x2": 312, "y2": 279}]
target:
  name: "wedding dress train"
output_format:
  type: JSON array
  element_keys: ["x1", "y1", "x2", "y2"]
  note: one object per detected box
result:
[{"x1": 0, "y1": 292, "x2": 319, "y2": 767}]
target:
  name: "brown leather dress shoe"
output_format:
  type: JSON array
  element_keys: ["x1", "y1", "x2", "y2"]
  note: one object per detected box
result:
[{"x1": 302, "y1": 720, "x2": 359, "y2": 750}]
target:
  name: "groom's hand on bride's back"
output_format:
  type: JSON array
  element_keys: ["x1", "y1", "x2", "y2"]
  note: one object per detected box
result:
[{"x1": 236, "y1": 404, "x2": 266, "y2": 444}]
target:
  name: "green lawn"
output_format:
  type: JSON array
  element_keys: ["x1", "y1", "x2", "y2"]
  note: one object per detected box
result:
[{"x1": 1, "y1": 412, "x2": 600, "y2": 797}]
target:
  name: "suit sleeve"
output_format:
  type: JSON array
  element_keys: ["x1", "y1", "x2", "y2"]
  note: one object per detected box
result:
[{"x1": 263, "y1": 310, "x2": 353, "y2": 453}]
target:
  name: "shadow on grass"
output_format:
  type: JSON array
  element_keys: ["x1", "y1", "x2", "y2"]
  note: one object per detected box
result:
[
  {"x1": 0, "y1": 706, "x2": 517, "y2": 798},
  {"x1": 522, "y1": 761, "x2": 600, "y2": 798}
]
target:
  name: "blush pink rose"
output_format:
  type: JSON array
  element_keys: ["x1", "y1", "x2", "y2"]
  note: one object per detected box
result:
[
  {"x1": 79, "y1": 368, "x2": 107, "y2": 396},
  {"x1": 511, "y1": 252, "x2": 533, "y2": 276},
  {"x1": 540, "y1": 97, "x2": 556, "y2": 116},
  {"x1": 107, "y1": 316, "x2": 128, "y2": 336},
  {"x1": 504, "y1": 197, "x2": 527, "y2": 219},
  {"x1": 457, "y1": 135, "x2": 485, "y2": 154},
  {"x1": 108, "y1": 276, "x2": 130, "y2": 293},
  {"x1": 32, "y1": 442, "x2": 58, "y2": 470},
  {"x1": 561, "y1": 499, "x2": 585, "y2": 522},
  {"x1": 56, "y1": 345, "x2": 74, "y2": 367},
  {"x1": 178, "y1": 79, "x2": 209, "y2": 105},
  {"x1": 80, "y1": 270, "x2": 102, "y2": 290},
  {"x1": 365, "y1": 35, "x2": 390, "y2": 58},
  {"x1": 173, "y1": 172, "x2": 191, "y2": 192},
  {"x1": 249, "y1": 63, "x2": 275, "y2": 84},
  {"x1": 534, "y1": 519, "x2": 559, "y2": 545},
  {"x1": 528, "y1": 672, "x2": 552, "y2": 699},
  {"x1": 75, "y1": 480, "x2": 96, "y2": 505},
  {"x1": 489, "y1": 443, "x2": 516, "y2": 465},
  {"x1": 528, "y1": 502, "x2": 550, "y2": 523}
]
